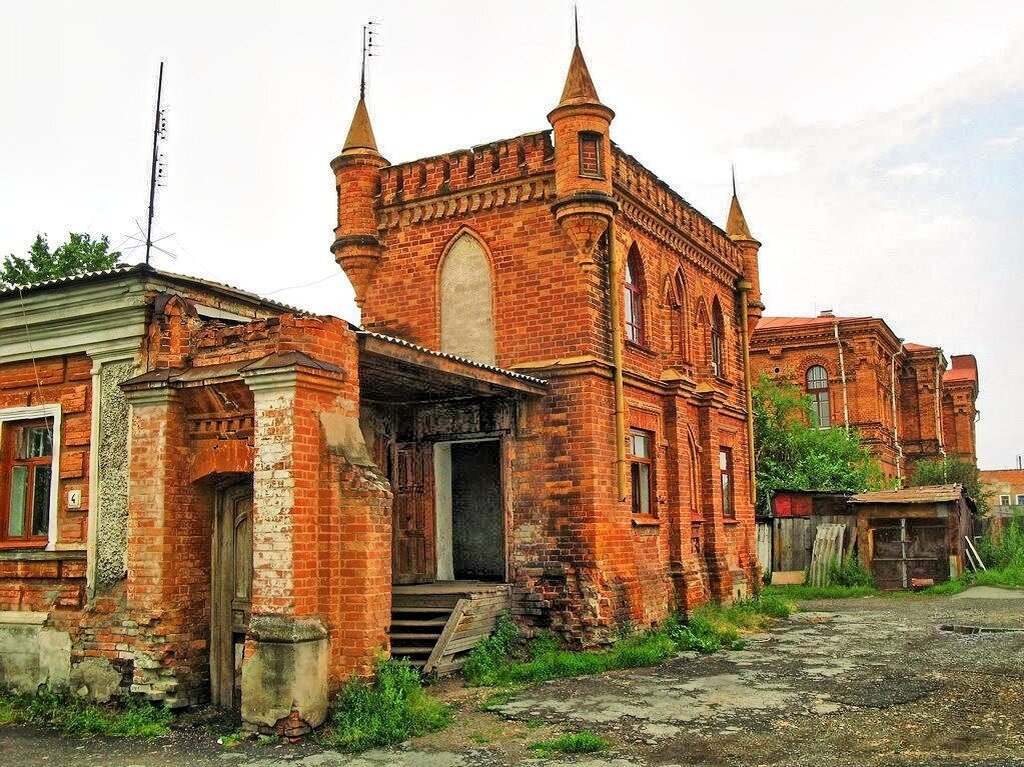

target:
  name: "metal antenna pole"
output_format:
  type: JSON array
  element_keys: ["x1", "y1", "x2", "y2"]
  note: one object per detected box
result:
[{"x1": 145, "y1": 62, "x2": 164, "y2": 266}]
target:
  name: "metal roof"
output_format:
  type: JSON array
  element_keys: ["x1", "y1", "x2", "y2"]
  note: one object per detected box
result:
[
  {"x1": 850, "y1": 484, "x2": 965, "y2": 504},
  {"x1": 356, "y1": 330, "x2": 547, "y2": 387},
  {"x1": 0, "y1": 262, "x2": 303, "y2": 314}
]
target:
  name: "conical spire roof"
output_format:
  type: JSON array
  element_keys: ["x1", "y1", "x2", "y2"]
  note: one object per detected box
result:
[
  {"x1": 343, "y1": 98, "x2": 378, "y2": 153},
  {"x1": 558, "y1": 45, "x2": 602, "y2": 107},
  {"x1": 726, "y1": 193, "x2": 754, "y2": 241}
]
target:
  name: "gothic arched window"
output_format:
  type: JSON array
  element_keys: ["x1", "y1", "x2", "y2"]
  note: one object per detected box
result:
[
  {"x1": 439, "y1": 233, "x2": 496, "y2": 365},
  {"x1": 625, "y1": 247, "x2": 645, "y2": 344},
  {"x1": 710, "y1": 299, "x2": 725, "y2": 377}
]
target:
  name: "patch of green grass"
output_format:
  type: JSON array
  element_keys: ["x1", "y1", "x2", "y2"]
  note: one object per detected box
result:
[
  {"x1": 825, "y1": 554, "x2": 875, "y2": 588},
  {"x1": 528, "y1": 731, "x2": 608, "y2": 755},
  {"x1": 321, "y1": 659, "x2": 451, "y2": 752},
  {"x1": 465, "y1": 595, "x2": 789, "y2": 688},
  {"x1": 764, "y1": 583, "x2": 877, "y2": 600},
  {"x1": 0, "y1": 686, "x2": 172, "y2": 737}
]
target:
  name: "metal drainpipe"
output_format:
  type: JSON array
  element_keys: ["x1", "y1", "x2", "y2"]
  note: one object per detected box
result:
[
  {"x1": 738, "y1": 279, "x2": 757, "y2": 507},
  {"x1": 834, "y1": 320, "x2": 850, "y2": 432},
  {"x1": 607, "y1": 218, "x2": 628, "y2": 502},
  {"x1": 935, "y1": 364, "x2": 946, "y2": 460},
  {"x1": 891, "y1": 350, "x2": 903, "y2": 484}
]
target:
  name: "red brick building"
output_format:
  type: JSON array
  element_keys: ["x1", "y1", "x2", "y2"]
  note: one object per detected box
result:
[
  {"x1": 0, "y1": 39, "x2": 759, "y2": 732},
  {"x1": 750, "y1": 312, "x2": 979, "y2": 484}
]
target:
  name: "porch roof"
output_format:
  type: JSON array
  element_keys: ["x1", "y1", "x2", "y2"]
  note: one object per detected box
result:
[{"x1": 357, "y1": 331, "x2": 547, "y2": 403}]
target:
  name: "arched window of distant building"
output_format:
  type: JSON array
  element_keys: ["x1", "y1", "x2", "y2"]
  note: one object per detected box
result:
[
  {"x1": 439, "y1": 232, "x2": 496, "y2": 365},
  {"x1": 710, "y1": 299, "x2": 724, "y2": 377},
  {"x1": 624, "y1": 247, "x2": 645, "y2": 344},
  {"x1": 806, "y1": 365, "x2": 831, "y2": 428}
]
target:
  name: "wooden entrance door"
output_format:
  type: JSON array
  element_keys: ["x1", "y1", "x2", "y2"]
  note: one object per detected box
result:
[
  {"x1": 211, "y1": 482, "x2": 253, "y2": 709},
  {"x1": 392, "y1": 443, "x2": 435, "y2": 584}
]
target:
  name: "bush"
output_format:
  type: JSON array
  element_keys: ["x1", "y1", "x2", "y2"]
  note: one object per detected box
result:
[
  {"x1": 528, "y1": 731, "x2": 609, "y2": 755},
  {"x1": 0, "y1": 686, "x2": 172, "y2": 737},
  {"x1": 462, "y1": 615, "x2": 519, "y2": 686},
  {"x1": 323, "y1": 659, "x2": 451, "y2": 751},
  {"x1": 825, "y1": 554, "x2": 874, "y2": 588}
]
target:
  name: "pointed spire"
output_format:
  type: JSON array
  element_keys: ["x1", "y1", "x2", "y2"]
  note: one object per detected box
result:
[
  {"x1": 726, "y1": 166, "x2": 755, "y2": 241},
  {"x1": 559, "y1": 44, "x2": 602, "y2": 107},
  {"x1": 343, "y1": 97, "x2": 378, "y2": 153}
]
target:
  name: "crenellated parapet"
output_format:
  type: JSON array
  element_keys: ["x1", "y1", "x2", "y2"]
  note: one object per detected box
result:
[
  {"x1": 612, "y1": 147, "x2": 742, "y2": 273},
  {"x1": 377, "y1": 132, "x2": 554, "y2": 209}
]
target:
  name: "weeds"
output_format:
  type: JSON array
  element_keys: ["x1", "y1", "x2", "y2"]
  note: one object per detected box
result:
[
  {"x1": 321, "y1": 659, "x2": 451, "y2": 752},
  {"x1": 0, "y1": 686, "x2": 172, "y2": 737},
  {"x1": 825, "y1": 554, "x2": 875, "y2": 588},
  {"x1": 465, "y1": 594, "x2": 790, "y2": 688},
  {"x1": 528, "y1": 731, "x2": 609, "y2": 755},
  {"x1": 765, "y1": 583, "x2": 877, "y2": 600}
]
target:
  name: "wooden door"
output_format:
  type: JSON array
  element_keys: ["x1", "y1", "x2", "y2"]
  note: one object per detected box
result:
[
  {"x1": 212, "y1": 483, "x2": 253, "y2": 709},
  {"x1": 392, "y1": 443, "x2": 435, "y2": 584}
]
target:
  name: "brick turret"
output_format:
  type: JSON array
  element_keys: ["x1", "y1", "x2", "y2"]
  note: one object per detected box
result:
[
  {"x1": 726, "y1": 176, "x2": 763, "y2": 336},
  {"x1": 331, "y1": 97, "x2": 388, "y2": 307},
  {"x1": 547, "y1": 42, "x2": 617, "y2": 263}
]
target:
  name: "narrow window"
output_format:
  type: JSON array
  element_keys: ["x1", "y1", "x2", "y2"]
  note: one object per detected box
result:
[
  {"x1": 1000, "y1": 495, "x2": 1011, "y2": 506},
  {"x1": 806, "y1": 365, "x2": 831, "y2": 428},
  {"x1": 710, "y1": 301, "x2": 724, "y2": 377},
  {"x1": 579, "y1": 132, "x2": 602, "y2": 178},
  {"x1": 630, "y1": 429, "x2": 654, "y2": 516},
  {"x1": 1017, "y1": 494, "x2": 1024, "y2": 505},
  {"x1": 624, "y1": 248, "x2": 645, "y2": 344},
  {"x1": 672, "y1": 271, "x2": 688, "y2": 360},
  {"x1": 720, "y1": 447, "x2": 734, "y2": 518},
  {"x1": 2, "y1": 420, "x2": 53, "y2": 543}
]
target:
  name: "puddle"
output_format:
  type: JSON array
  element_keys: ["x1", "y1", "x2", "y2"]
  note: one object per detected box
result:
[{"x1": 938, "y1": 623, "x2": 1024, "y2": 635}]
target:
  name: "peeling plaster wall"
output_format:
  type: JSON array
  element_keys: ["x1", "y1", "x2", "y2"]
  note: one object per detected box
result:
[{"x1": 95, "y1": 360, "x2": 134, "y2": 590}]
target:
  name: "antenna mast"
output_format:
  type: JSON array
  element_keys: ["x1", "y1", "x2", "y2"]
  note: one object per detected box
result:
[{"x1": 145, "y1": 62, "x2": 166, "y2": 266}]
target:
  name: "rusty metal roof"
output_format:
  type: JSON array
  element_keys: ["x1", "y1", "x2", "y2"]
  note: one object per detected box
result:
[
  {"x1": 850, "y1": 484, "x2": 965, "y2": 504},
  {"x1": 356, "y1": 330, "x2": 547, "y2": 387},
  {"x1": 756, "y1": 315, "x2": 871, "y2": 330}
]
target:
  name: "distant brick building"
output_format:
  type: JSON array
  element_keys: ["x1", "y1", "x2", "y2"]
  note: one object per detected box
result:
[
  {"x1": 750, "y1": 312, "x2": 979, "y2": 483},
  {"x1": 0, "y1": 39, "x2": 760, "y2": 733},
  {"x1": 980, "y1": 468, "x2": 1024, "y2": 508}
]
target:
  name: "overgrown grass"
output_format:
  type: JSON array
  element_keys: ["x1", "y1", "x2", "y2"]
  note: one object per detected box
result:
[
  {"x1": 0, "y1": 686, "x2": 172, "y2": 737},
  {"x1": 464, "y1": 594, "x2": 791, "y2": 688},
  {"x1": 765, "y1": 583, "x2": 877, "y2": 600},
  {"x1": 825, "y1": 553, "x2": 875, "y2": 588},
  {"x1": 321, "y1": 659, "x2": 451, "y2": 752},
  {"x1": 528, "y1": 731, "x2": 609, "y2": 755}
]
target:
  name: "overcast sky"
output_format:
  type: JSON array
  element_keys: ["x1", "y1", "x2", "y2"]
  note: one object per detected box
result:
[{"x1": 2, "y1": 1, "x2": 1022, "y2": 469}]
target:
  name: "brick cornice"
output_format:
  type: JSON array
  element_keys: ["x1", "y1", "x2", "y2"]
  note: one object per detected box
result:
[
  {"x1": 615, "y1": 194, "x2": 741, "y2": 284},
  {"x1": 376, "y1": 176, "x2": 555, "y2": 230}
]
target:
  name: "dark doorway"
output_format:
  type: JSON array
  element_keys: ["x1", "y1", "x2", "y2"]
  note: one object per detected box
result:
[
  {"x1": 451, "y1": 441, "x2": 504, "y2": 581},
  {"x1": 211, "y1": 480, "x2": 253, "y2": 710}
]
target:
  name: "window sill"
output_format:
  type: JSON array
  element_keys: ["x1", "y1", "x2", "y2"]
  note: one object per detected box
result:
[
  {"x1": 0, "y1": 547, "x2": 85, "y2": 561},
  {"x1": 0, "y1": 539, "x2": 48, "y2": 552},
  {"x1": 723, "y1": 517, "x2": 740, "y2": 525},
  {"x1": 690, "y1": 517, "x2": 705, "y2": 525},
  {"x1": 625, "y1": 340, "x2": 658, "y2": 358},
  {"x1": 631, "y1": 515, "x2": 661, "y2": 527}
]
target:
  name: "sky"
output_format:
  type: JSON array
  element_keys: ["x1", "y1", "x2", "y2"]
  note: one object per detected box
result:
[{"x1": 2, "y1": 1, "x2": 1022, "y2": 469}]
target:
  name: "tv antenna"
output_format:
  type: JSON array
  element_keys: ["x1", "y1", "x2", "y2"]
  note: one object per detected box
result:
[
  {"x1": 361, "y1": 21, "x2": 379, "y2": 99},
  {"x1": 145, "y1": 61, "x2": 168, "y2": 265}
]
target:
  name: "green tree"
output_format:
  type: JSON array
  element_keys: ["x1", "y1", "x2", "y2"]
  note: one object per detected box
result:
[
  {"x1": 753, "y1": 375, "x2": 884, "y2": 513},
  {"x1": 1, "y1": 233, "x2": 121, "y2": 289},
  {"x1": 910, "y1": 455, "x2": 987, "y2": 514}
]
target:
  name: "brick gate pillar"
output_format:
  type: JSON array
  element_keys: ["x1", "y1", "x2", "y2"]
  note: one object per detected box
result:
[
  {"x1": 238, "y1": 349, "x2": 391, "y2": 736},
  {"x1": 121, "y1": 384, "x2": 210, "y2": 707}
]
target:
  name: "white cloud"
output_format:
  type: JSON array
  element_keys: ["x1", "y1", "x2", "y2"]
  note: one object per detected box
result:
[
  {"x1": 886, "y1": 162, "x2": 947, "y2": 179},
  {"x1": 984, "y1": 126, "x2": 1024, "y2": 150}
]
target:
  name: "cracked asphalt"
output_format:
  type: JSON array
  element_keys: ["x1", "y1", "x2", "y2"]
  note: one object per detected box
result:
[{"x1": 2, "y1": 587, "x2": 1022, "y2": 766}]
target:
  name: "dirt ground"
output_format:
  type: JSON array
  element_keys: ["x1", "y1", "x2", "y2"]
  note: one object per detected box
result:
[{"x1": 2, "y1": 588, "x2": 1022, "y2": 766}]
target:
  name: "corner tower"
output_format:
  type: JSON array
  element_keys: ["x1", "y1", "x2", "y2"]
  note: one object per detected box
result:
[
  {"x1": 547, "y1": 38, "x2": 617, "y2": 263},
  {"x1": 330, "y1": 96, "x2": 388, "y2": 307},
  {"x1": 726, "y1": 174, "x2": 763, "y2": 336}
]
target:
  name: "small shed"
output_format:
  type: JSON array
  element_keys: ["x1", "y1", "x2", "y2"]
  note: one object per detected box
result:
[
  {"x1": 760, "y1": 490, "x2": 855, "y2": 576},
  {"x1": 849, "y1": 484, "x2": 976, "y2": 590}
]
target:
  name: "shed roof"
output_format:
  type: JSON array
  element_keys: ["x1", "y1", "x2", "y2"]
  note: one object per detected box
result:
[{"x1": 850, "y1": 484, "x2": 964, "y2": 504}]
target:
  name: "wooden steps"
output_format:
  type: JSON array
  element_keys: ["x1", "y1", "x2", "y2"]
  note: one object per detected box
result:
[{"x1": 389, "y1": 583, "x2": 510, "y2": 675}]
